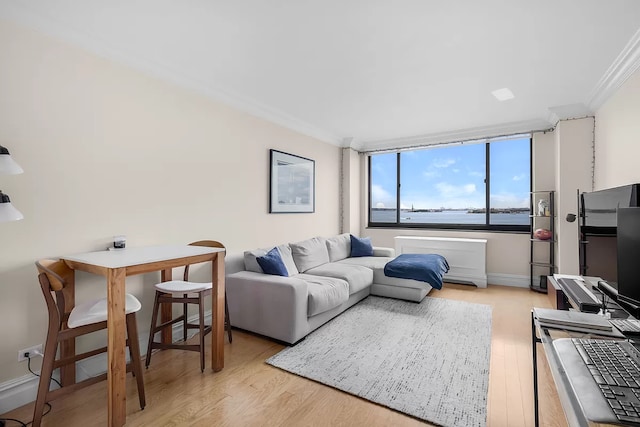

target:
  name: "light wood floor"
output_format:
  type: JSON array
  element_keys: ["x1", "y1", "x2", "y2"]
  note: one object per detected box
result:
[{"x1": 3, "y1": 284, "x2": 567, "y2": 426}]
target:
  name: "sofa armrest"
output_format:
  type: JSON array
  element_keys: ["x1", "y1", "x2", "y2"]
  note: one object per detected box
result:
[
  {"x1": 373, "y1": 246, "x2": 395, "y2": 257},
  {"x1": 225, "y1": 253, "x2": 245, "y2": 275},
  {"x1": 226, "y1": 271, "x2": 309, "y2": 344}
]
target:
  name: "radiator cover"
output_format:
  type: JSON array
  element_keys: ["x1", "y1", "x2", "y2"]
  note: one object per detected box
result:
[{"x1": 394, "y1": 236, "x2": 487, "y2": 288}]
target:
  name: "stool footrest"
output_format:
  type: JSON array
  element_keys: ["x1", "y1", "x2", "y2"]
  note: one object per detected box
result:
[{"x1": 149, "y1": 342, "x2": 201, "y2": 352}]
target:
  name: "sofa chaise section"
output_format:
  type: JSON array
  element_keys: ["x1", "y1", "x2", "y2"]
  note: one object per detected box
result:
[{"x1": 225, "y1": 234, "x2": 435, "y2": 344}]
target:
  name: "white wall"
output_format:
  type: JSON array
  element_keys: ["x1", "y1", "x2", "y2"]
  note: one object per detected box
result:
[
  {"x1": 363, "y1": 227, "x2": 531, "y2": 286},
  {"x1": 595, "y1": 68, "x2": 640, "y2": 189},
  {"x1": 532, "y1": 131, "x2": 556, "y2": 193},
  {"x1": 554, "y1": 118, "x2": 595, "y2": 274},
  {"x1": 341, "y1": 148, "x2": 362, "y2": 234},
  {"x1": 0, "y1": 21, "x2": 341, "y2": 385},
  {"x1": 531, "y1": 130, "x2": 557, "y2": 284}
]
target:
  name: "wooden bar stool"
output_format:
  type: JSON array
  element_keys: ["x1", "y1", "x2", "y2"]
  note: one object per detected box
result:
[
  {"x1": 145, "y1": 240, "x2": 231, "y2": 372},
  {"x1": 33, "y1": 259, "x2": 145, "y2": 427}
]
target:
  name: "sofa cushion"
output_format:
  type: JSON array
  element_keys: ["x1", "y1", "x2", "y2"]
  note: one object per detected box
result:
[
  {"x1": 338, "y1": 256, "x2": 394, "y2": 284},
  {"x1": 305, "y1": 262, "x2": 374, "y2": 294},
  {"x1": 350, "y1": 235, "x2": 374, "y2": 257},
  {"x1": 290, "y1": 237, "x2": 330, "y2": 272},
  {"x1": 326, "y1": 233, "x2": 351, "y2": 262},
  {"x1": 338, "y1": 256, "x2": 392, "y2": 270},
  {"x1": 244, "y1": 244, "x2": 299, "y2": 276},
  {"x1": 339, "y1": 256, "x2": 435, "y2": 293},
  {"x1": 297, "y1": 274, "x2": 349, "y2": 316},
  {"x1": 256, "y1": 247, "x2": 289, "y2": 276}
]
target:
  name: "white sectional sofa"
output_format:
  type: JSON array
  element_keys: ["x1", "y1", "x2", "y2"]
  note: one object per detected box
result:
[{"x1": 225, "y1": 233, "x2": 434, "y2": 344}]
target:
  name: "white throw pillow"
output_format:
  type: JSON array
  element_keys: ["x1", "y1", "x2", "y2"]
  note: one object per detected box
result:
[
  {"x1": 277, "y1": 245, "x2": 299, "y2": 276},
  {"x1": 244, "y1": 244, "x2": 299, "y2": 276},
  {"x1": 326, "y1": 233, "x2": 351, "y2": 262},
  {"x1": 290, "y1": 237, "x2": 330, "y2": 272}
]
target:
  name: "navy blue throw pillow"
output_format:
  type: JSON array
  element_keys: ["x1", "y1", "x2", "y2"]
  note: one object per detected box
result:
[
  {"x1": 256, "y1": 247, "x2": 289, "y2": 276},
  {"x1": 350, "y1": 235, "x2": 373, "y2": 257}
]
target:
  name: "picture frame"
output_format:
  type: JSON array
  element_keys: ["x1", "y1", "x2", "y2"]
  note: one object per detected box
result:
[{"x1": 269, "y1": 149, "x2": 315, "y2": 213}]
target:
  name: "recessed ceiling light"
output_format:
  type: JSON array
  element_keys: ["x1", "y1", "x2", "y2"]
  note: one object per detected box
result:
[{"x1": 491, "y1": 88, "x2": 515, "y2": 101}]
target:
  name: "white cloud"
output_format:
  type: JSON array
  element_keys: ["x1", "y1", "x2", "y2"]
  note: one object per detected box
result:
[
  {"x1": 435, "y1": 182, "x2": 477, "y2": 198},
  {"x1": 432, "y1": 158, "x2": 456, "y2": 168},
  {"x1": 490, "y1": 192, "x2": 529, "y2": 208},
  {"x1": 423, "y1": 170, "x2": 439, "y2": 179},
  {"x1": 371, "y1": 184, "x2": 394, "y2": 207},
  {"x1": 512, "y1": 174, "x2": 527, "y2": 181}
]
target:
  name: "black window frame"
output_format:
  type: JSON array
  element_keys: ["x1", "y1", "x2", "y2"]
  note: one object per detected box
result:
[{"x1": 367, "y1": 137, "x2": 532, "y2": 232}]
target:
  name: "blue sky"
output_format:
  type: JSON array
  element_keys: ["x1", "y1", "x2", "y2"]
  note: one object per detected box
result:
[{"x1": 371, "y1": 137, "x2": 530, "y2": 210}]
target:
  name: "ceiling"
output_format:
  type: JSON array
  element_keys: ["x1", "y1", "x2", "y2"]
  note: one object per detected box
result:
[{"x1": 1, "y1": 1, "x2": 640, "y2": 151}]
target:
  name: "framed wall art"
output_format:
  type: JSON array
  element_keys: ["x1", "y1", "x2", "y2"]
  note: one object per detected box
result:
[{"x1": 269, "y1": 149, "x2": 315, "y2": 213}]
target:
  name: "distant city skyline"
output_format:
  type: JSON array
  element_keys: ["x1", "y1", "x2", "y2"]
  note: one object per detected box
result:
[{"x1": 371, "y1": 137, "x2": 530, "y2": 210}]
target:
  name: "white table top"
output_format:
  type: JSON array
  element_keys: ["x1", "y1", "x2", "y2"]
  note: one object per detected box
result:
[{"x1": 62, "y1": 245, "x2": 224, "y2": 269}]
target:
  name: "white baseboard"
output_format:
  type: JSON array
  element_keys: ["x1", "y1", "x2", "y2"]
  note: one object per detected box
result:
[
  {"x1": 0, "y1": 374, "x2": 40, "y2": 416},
  {"x1": 487, "y1": 273, "x2": 530, "y2": 288},
  {"x1": 0, "y1": 310, "x2": 213, "y2": 416}
]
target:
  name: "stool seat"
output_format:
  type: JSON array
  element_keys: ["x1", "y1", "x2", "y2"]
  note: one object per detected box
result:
[
  {"x1": 155, "y1": 280, "x2": 212, "y2": 294},
  {"x1": 146, "y1": 240, "x2": 231, "y2": 373},
  {"x1": 33, "y1": 259, "x2": 145, "y2": 427},
  {"x1": 68, "y1": 294, "x2": 142, "y2": 328}
]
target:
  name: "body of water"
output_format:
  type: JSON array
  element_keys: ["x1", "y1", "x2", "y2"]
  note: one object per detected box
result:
[{"x1": 371, "y1": 209, "x2": 529, "y2": 225}]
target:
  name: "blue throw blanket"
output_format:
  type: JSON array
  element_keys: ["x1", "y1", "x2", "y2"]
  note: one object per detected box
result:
[{"x1": 383, "y1": 254, "x2": 450, "y2": 290}]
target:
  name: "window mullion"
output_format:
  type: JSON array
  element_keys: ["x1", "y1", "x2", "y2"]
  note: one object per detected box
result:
[
  {"x1": 485, "y1": 143, "x2": 490, "y2": 225},
  {"x1": 396, "y1": 152, "x2": 401, "y2": 224}
]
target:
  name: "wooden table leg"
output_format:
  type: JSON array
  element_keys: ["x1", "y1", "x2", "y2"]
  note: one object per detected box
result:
[
  {"x1": 212, "y1": 253, "x2": 225, "y2": 371},
  {"x1": 59, "y1": 264, "x2": 76, "y2": 386},
  {"x1": 107, "y1": 267, "x2": 127, "y2": 427},
  {"x1": 160, "y1": 268, "x2": 173, "y2": 344}
]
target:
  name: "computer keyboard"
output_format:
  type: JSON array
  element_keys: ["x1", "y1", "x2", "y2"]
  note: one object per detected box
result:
[
  {"x1": 611, "y1": 318, "x2": 640, "y2": 336},
  {"x1": 573, "y1": 338, "x2": 640, "y2": 424}
]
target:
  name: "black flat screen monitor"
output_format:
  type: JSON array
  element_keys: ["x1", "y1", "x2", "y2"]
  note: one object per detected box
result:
[
  {"x1": 616, "y1": 207, "x2": 640, "y2": 314},
  {"x1": 580, "y1": 184, "x2": 640, "y2": 280}
]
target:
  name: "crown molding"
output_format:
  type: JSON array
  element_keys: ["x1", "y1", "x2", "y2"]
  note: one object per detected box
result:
[
  {"x1": 353, "y1": 118, "x2": 553, "y2": 152},
  {"x1": 587, "y1": 28, "x2": 640, "y2": 111},
  {"x1": 545, "y1": 103, "x2": 592, "y2": 125},
  {"x1": 0, "y1": 5, "x2": 343, "y2": 146},
  {"x1": 3, "y1": 3, "x2": 637, "y2": 152}
]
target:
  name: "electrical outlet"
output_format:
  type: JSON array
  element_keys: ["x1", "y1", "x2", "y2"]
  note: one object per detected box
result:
[{"x1": 18, "y1": 344, "x2": 43, "y2": 362}]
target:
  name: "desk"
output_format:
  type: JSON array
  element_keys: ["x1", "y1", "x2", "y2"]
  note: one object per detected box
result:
[
  {"x1": 532, "y1": 310, "x2": 626, "y2": 427},
  {"x1": 61, "y1": 245, "x2": 225, "y2": 427}
]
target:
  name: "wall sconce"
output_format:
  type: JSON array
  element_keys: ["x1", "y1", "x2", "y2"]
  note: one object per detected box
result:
[
  {"x1": 0, "y1": 190, "x2": 23, "y2": 222},
  {"x1": 0, "y1": 145, "x2": 23, "y2": 175},
  {"x1": 0, "y1": 145, "x2": 24, "y2": 222}
]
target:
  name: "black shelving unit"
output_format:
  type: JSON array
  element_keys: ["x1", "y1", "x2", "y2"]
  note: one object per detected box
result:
[{"x1": 530, "y1": 190, "x2": 555, "y2": 293}]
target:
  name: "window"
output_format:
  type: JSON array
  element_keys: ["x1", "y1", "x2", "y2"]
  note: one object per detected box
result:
[
  {"x1": 369, "y1": 153, "x2": 397, "y2": 223},
  {"x1": 368, "y1": 136, "x2": 531, "y2": 231}
]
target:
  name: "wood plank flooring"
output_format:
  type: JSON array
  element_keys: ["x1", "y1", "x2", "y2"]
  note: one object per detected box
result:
[{"x1": 2, "y1": 283, "x2": 567, "y2": 426}]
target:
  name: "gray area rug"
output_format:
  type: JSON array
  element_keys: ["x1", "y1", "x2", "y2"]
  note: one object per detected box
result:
[{"x1": 266, "y1": 296, "x2": 492, "y2": 427}]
